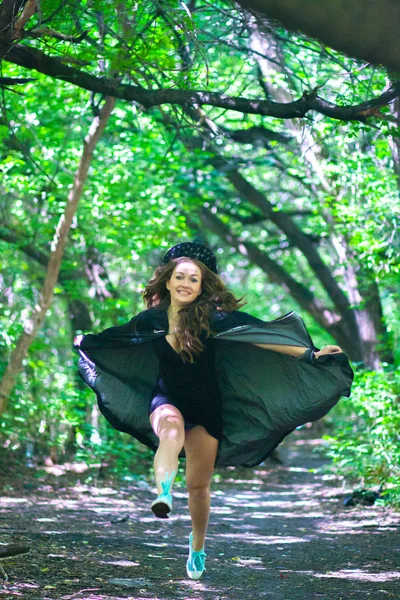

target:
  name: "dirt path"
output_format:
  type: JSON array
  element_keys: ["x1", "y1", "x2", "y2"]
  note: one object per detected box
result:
[{"x1": 1, "y1": 434, "x2": 399, "y2": 600}]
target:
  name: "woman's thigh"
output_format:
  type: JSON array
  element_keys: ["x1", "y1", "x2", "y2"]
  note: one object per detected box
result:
[{"x1": 184, "y1": 426, "x2": 219, "y2": 489}]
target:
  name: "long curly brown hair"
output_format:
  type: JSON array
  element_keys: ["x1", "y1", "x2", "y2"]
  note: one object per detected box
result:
[{"x1": 142, "y1": 257, "x2": 245, "y2": 362}]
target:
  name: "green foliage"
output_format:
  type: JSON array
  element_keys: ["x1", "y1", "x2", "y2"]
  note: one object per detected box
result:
[
  {"x1": 1, "y1": 0, "x2": 399, "y2": 480},
  {"x1": 325, "y1": 368, "x2": 400, "y2": 505}
]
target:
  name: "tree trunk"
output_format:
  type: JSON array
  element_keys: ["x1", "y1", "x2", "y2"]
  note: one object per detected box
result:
[
  {"x1": 227, "y1": 20, "x2": 389, "y2": 367},
  {"x1": 0, "y1": 96, "x2": 116, "y2": 415},
  {"x1": 68, "y1": 299, "x2": 93, "y2": 337},
  {"x1": 162, "y1": 108, "x2": 378, "y2": 364},
  {"x1": 388, "y1": 96, "x2": 400, "y2": 191},
  {"x1": 224, "y1": 169, "x2": 361, "y2": 336},
  {"x1": 202, "y1": 209, "x2": 358, "y2": 357},
  {"x1": 237, "y1": 0, "x2": 400, "y2": 73}
]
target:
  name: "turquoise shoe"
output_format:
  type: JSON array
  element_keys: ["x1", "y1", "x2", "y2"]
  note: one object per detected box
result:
[
  {"x1": 151, "y1": 472, "x2": 174, "y2": 519},
  {"x1": 186, "y1": 532, "x2": 206, "y2": 580}
]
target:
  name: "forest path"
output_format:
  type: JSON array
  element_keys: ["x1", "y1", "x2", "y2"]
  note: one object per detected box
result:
[{"x1": 1, "y1": 433, "x2": 399, "y2": 600}]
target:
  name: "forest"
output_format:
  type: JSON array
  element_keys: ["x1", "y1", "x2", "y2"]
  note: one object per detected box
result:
[{"x1": 0, "y1": 0, "x2": 399, "y2": 503}]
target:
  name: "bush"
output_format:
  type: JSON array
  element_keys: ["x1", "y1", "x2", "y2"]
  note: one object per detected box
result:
[{"x1": 324, "y1": 368, "x2": 400, "y2": 505}]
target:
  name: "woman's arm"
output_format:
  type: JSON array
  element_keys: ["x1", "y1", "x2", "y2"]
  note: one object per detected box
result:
[{"x1": 253, "y1": 343, "x2": 342, "y2": 359}]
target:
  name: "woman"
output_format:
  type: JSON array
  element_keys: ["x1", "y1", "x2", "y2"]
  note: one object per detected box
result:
[{"x1": 75, "y1": 242, "x2": 353, "y2": 580}]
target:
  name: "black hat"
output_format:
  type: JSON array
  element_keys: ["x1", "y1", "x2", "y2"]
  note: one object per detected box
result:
[{"x1": 161, "y1": 242, "x2": 218, "y2": 274}]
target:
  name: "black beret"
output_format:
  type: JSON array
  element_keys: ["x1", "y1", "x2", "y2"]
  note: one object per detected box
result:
[{"x1": 161, "y1": 242, "x2": 218, "y2": 274}]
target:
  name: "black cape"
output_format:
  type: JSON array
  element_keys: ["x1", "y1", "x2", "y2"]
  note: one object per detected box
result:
[{"x1": 76, "y1": 308, "x2": 353, "y2": 467}]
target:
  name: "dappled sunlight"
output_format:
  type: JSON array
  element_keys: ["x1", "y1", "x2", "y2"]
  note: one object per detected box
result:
[
  {"x1": 97, "y1": 560, "x2": 140, "y2": 567},
  {"x1": 41, "y1": 461, "x2": 97, "y2": 476},
  {"x1": 144, "y1": 528, "x2": 163, "y2": 535},
  {"x1": 249, "y1": 510, "x2": 326, "y2": 518},
  {"x1": 231, "y1": 556, "x2": 266, "y2": 569},
  {"x1": 213, "y1": 507, "x2": 235, "y2": 515},
  {"x1": 1, "y1": 436, "x2": 399, "y2": 599},
  {"x1": 316, "y1": 515, "x2": 398, "y2": 536},
  {"x1": 253, "y1": 536, "x2": 310, "y2": 547},
  {"x1": 246, "y1": 535, "x2": 309, "y2": 545},
  {"x1": 142, "y1": 542, "x2": 168, "y2": 548},
  {"x1": 40, "y1": 529, "x2": 71, "y2": 535},
  {"x1": 226, "y1": 499, "x2": 321, "y2": 509},
  {"x1": 314, "y1": 569, "x2": 400, "y2": 582},
  {"x1": 214, "y1": 533, "x2": 309, "y2": 545},
  {"x1": 1, "y1": 582, "x2": 40, "y2": 592},
  {"x1": 177, "y1": 578, "x2": 210, "y2": 592}
]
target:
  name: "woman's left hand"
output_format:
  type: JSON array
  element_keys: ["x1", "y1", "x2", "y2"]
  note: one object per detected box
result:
[{"x1": 314, "y1": 345, "x2": 342, "y2": 359}]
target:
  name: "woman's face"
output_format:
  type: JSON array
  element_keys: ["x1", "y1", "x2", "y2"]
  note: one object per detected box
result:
[{"x1": 166, "y1": 261, "x2": 202, "y2": 307}]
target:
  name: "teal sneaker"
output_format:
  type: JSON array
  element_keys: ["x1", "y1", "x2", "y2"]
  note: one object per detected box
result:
[
  {"x1": 150, "y1": 493, "x2": 172, "y2": 518},
  {"x1": 151, "y1": 472, "x2": 175, "y2": 519},
  {"x1": 186, "y1": 532, "x2": 206, "y2": 580}
]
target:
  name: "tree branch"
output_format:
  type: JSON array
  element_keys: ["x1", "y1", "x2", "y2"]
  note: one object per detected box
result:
[
  {"x1": 201, "y1": 208, "x2": 356, "y2": 352},
  {"x1": 0, "y1": 0, "x2": 26, "y2": 57},
  {"x1": 0, "y1": 76, "x2": 34, "y2": 85},
  {"x1": 26, "y1": 27, "x2": 90, "y2": 44},
  {"x1": 224, "y1": 125, "x2": 292, "y2": 145},
  {"x1": 216, "y1": 205, "x2": 313, "y2": 224},
  {"x1": 237, "y1": 0, "x2": 400, "y2": 73},
  {"x1": 0, "y1": 226, "x2": 52, "y2": 267},
  {"x1": 0, "y1": 225, "x2": 119, "y2": 297},
  {"x1": 5, "y1": 44, "x2": 400, "y2": 122},
  {"x1": 0, "y1": 0, "x2": 37, "y2": 59}
]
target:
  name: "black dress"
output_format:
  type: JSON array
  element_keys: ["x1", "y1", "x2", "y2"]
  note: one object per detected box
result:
[
  {"x1": 149, "y1": 336, "x2": 223, "y2": 441},
  {"x1": 76, "y1": 308, "x2": 354, "y2": 467}
]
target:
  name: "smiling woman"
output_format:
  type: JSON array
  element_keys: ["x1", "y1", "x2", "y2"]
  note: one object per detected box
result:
[
  {"x1": 75, "y1": 241, "x2": 353, "y2": 580},
  {"x1": 167, "y1": 261, "x2": 202, "y2": 306}
]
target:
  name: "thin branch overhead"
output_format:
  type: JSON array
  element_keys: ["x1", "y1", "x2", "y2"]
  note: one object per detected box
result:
[{"x1": 5, "y1": 45, "x2": 400, "y2": 123}]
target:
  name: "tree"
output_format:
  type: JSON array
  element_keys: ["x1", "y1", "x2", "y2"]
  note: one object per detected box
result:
[
  {"x1": 1, "y1": 1, "x2": 398, "y2": 372},
  {"x1": 237, "y1": 0, "x2": 400, "y2": 73},
  {"x1": 1, "y1": 1, "x2": 399, "y2": 121},
  {"x1": 0, "y1": 96, "x2": 116, "y2": 412},
  {"x1": 0, "y1": 0, "x2": 398, "y2": 496}
]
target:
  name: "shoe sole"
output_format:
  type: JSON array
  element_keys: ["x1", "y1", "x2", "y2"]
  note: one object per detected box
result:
[
  {"x1": 186, "y1": 567, "x2": 203, "y2": 580},
  {"x1": 151, "y1": 500, "x2": 171, "y2": 519}
]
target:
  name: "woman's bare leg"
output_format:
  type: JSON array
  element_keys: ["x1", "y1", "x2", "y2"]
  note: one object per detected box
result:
[
  {"x1": 184, "y1": 426, "x2": 218, "y2": 551},
  {"x1": 150, "y1": 404, "x2": 185, "y2": 495}
]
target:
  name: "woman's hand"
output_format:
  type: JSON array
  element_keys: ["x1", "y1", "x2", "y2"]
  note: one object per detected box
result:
[
  {"x1": 314, "y1": 345, "x2": 342, "y2": 359},
  {"x1": 73, "y1": 335, "x2": 84, "y2": 347}
]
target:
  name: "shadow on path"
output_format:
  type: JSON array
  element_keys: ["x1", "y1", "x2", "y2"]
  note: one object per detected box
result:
[{"x1": 1, "y1": 433, "x2": 399, "y2": 599}]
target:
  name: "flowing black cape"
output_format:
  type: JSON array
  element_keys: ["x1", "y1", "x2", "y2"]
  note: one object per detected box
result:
[{"x1": 76, "y1": 308, "x2": 353, "y2": 467}]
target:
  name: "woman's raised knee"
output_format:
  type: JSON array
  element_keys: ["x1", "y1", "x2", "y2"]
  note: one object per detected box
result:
[
  {"x1": 151, "y1": 405, "x2": 185, "y2": 440},
  {"x1": 157, "y1": 415, "x2": 185, "y2": 444}
]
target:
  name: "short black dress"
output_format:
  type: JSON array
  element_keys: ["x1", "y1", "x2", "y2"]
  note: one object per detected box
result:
[{"x1": 149, "y1": 335, "x2": 223, "y2": 441}]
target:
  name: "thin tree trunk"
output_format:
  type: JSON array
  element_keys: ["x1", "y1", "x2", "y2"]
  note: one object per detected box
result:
[{"x1": 0, "y1": 96, "x2": 116, "y2": 414}]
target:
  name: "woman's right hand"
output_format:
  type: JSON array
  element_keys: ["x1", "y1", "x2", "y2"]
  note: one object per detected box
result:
[
  {"x1": 314, "y1": 345, "x2": 342, "y2": 359},
  {"x1": 73, "y1": 335, "x2": 84, "y2": 347}
]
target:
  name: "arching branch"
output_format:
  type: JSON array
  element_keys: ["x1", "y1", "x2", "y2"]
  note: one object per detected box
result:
[{"x1": 5, "y1": 44, "x2": 400, "y2": 122}]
